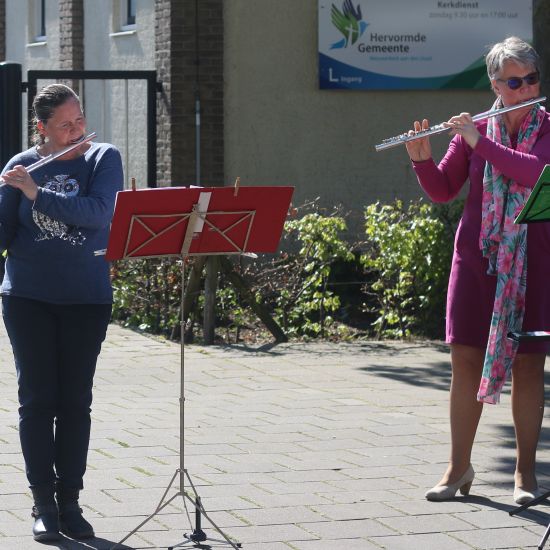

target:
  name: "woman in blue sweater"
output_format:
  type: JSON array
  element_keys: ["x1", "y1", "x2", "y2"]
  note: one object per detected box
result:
[{"x1": 0, "y1": 84, "x2": 123, "y2": 542}]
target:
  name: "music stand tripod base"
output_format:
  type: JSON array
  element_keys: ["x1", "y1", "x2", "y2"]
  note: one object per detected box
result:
[
  {"x1": 168, "y1": 468, "x2": 242, "y2": 549},
  {"x1": 109, "y1": 466, "x2": 241, "y2": 550}
]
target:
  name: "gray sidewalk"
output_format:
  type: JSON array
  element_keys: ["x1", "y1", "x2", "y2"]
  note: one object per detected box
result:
[{"x1": 1, "y1": 323, "x2": 550, "y2": 549}]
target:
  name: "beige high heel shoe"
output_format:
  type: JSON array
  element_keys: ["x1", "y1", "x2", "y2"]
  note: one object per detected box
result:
[
  {"x1": 425, "y1": 464, "x2": 475, "y2": 501},
  {"x1": 513, "y1": 485, "x2": 542, "y2": 505}
]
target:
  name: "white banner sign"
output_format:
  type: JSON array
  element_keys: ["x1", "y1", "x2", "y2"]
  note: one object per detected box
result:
[{"x1": 319, "y1": 0, "x2": 533, "y2": 89}]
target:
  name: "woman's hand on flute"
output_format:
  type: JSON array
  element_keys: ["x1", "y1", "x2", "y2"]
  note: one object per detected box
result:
[
  {"x1": 1, "y1": 166, "x2": 38, "y2": 201},
  {"x1": 405, "y1": 119, "x2": 432, "y2": 162},
  {"x1": 444, "y1": 112, "x2": 481, "y2": 149}
]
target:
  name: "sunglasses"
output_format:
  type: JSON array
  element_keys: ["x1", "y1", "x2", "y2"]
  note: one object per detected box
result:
[{"x1": 496, "y1": 71, "x2": 540, "y2": 90}]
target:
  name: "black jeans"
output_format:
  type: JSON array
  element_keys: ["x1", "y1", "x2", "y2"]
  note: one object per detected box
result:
[{"x1": 2, "y1": 296, "x2": 111, "y2": 489}]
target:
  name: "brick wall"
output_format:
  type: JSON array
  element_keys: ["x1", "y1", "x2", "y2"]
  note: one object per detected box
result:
[
  {"x1": 59, "y1": 0, "x2": 84, "y2": 70},
  {"x1": 155, "y1": 0, "x2": 224, "y2": 187},
  {"x1": 155, "y1": 0, "x2": 173, "y2": 186},
  {"x1": 0, "y1": 0, "x2": 5, "y2": 62}
]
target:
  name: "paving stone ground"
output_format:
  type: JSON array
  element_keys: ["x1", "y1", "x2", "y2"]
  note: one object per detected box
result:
[{"x1": 1, "y1": 323, "x2": 550, "y2": 549}]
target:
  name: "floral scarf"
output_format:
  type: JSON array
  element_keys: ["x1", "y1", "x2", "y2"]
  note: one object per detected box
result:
[{"x1": 477, "y1": 99, "x2": 545, "y2": 404}]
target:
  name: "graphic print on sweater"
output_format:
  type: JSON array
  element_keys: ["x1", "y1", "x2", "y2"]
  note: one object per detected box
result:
[{"x1": 33, "y1": 174, "x2": 85, "y2": 245}]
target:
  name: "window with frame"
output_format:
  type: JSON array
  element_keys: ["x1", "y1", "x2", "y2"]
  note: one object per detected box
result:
[
  {"x1": 30, "y1": 0, "x2": 46, "y2": 42},
  {"x1": 127, "y1": 0, "x2": 136, "y2": 26},
  {"x1": 121, "y1": 0, "x2": 136, "y2": 30},
  {"x1": 111, "y1": 0, "x2": 137, "y2": 36}
]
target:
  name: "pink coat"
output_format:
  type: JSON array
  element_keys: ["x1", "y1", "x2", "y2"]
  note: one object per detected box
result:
[{"x1": 412, "y1": 116, "x2": 550, "y2": 352}]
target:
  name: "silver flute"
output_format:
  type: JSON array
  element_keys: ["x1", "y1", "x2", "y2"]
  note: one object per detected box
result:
[
  {"x1": 374, "y1": 97, "x2": 546, "y2": 152},
  {"x1": 25, "y1": 132, "x2": 97, "y2": 172},
  {"x1": 0, "y1": 132, "x2": 97, "y2": 184}
]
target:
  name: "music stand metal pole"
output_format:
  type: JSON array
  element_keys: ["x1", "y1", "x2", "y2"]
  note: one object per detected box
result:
[
  {"x1": 111, "y1": 207, "x2": 241, "y2": 550},
  {"x1": 506, "y1": 330, "x2": 550, "y2": 550}
]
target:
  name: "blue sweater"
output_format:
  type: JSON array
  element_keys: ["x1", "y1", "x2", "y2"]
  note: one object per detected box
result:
[{"x1": 0, "y1": 143, "x2": 124, "y2": 304}]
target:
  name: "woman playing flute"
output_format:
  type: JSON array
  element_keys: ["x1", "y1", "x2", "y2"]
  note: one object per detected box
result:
[
  {"x1": 0, "y1": 84, "x2": 123, "y2": 541},
  {"x1": 406, "y1": 36, "x2": 550, "y2": 503}
]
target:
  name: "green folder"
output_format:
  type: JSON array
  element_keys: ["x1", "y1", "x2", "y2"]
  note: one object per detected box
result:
[{"x1": 514, "y1": 165, "x2": 550, "y2": 223}]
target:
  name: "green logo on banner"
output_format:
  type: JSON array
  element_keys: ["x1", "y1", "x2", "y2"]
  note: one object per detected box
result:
[{"x1": 330, "y1": 0, "x2": 368, "y2": 49}]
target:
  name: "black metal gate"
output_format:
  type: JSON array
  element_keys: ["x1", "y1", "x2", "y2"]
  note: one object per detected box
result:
[
  {"x1": 0, "y1": 62, "x2": 23, "y2": 170},
  {"x1": 0, "y1": 65, "x2": 160, "y2": 187}
]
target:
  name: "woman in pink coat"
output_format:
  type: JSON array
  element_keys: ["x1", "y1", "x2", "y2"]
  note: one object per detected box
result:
[{"x1": 406, "y1": 36, "x2": 550, "y2": 504}]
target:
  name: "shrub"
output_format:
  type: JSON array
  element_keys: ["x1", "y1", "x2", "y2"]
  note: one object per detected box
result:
[
  {"x1": 110, "y1": 199, "x2": 461, "y2": 343},
  {"x1": 361, "y1": 199, "x2": 459, "y2": 339},
  {"x1": 111, "y1": 258, "x2": 182, "y2": 338},
  {"x1": 268, "y1": 211, "x2": 356, "y2": 337}
]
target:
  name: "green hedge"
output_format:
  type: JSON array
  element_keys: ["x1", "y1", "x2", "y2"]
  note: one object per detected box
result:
[{"x1": 111, "y1": 199, "x2": 461, "y2": 342}]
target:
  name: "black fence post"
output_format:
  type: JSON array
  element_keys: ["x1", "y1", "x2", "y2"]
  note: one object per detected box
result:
[{"x1": 0, "y1": 62, "x2": 22, "y2": 170}]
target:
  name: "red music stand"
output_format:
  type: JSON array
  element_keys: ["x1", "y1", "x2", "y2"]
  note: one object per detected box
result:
[{"x1": 107, "y1": 185, "x2": 294, "y2": 550}]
